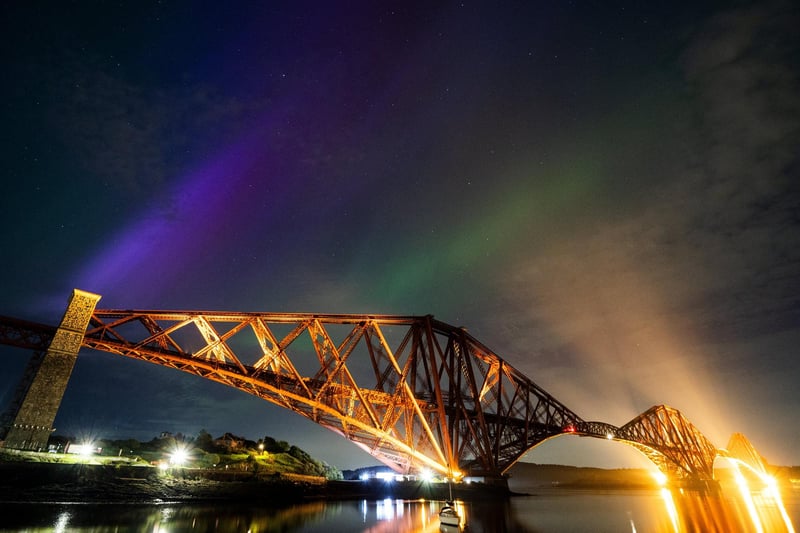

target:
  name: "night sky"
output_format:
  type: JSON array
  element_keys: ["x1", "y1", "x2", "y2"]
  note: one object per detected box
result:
[{"x1": 1, "y1": 1, "x2": 798, "y2": 470}]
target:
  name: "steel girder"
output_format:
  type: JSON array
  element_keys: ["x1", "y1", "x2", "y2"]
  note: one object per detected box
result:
[
  {"x1": 78, "y1": 310, "x2": 583, "y2": 477},
  {"x1": 574, "y1": 420, "x2": 619, "y2": 439},
  {"x1": 0, "y1": 315, "x2": 56, "y2": 351},
  {"x1": 720, "y1": 433, "x2": 768, "y2": 477},
  {"x1": 615, "y1": 405, "x2": 718, "y2": 480}
]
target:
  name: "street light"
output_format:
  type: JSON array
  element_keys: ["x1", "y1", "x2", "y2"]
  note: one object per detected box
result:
[{"x1": 169, "y1": 444, "x2": 190, "y2": 466}]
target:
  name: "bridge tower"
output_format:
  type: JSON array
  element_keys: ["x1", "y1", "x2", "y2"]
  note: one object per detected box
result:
[{"x1": 0, "y1": 289, "x2": 100, "y2": 451}]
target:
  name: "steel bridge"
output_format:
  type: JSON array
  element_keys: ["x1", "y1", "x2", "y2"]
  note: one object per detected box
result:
[{"x1": 0, "y1": 290, "x2": 771, "y2": 485}]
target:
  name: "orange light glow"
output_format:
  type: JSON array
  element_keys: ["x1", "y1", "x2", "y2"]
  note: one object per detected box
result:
[{"x1": 659, "y1": 488, "x2": 681, "y2": 533}]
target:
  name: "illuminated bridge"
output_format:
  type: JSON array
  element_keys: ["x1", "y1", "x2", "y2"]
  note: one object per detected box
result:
[{"x1": 0, "y1": 290, "x2": 772, "y2": 486}]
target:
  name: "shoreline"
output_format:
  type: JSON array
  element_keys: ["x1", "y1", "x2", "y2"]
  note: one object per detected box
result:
[
  {"x1": 0, "y1": 461, "x2": 512, "y2": 504},
  {"x1": 8, "y1": 459, "x2": 790, "y2": 505}
]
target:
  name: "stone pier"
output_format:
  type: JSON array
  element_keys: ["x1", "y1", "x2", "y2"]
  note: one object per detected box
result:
[{"x1": 0, "y1": 289, "x2": 100, "y2": 451}]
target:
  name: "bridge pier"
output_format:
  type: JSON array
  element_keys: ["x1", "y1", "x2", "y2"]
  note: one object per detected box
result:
[{"x1": 0, "y1": 290, "x2": 100, "y2": 451}]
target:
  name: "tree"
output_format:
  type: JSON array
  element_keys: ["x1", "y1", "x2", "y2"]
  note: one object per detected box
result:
[
  {"x1": 195, "y1": 429, "x2": 214, "y2": 452},
  {"x1": 323, "y1": 463, "x2": 343, "y2": 480}
]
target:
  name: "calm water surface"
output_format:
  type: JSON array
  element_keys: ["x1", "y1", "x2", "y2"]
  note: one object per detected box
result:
[{"x1": 1, "y1": 487, "x2": 797, "y2": 532}]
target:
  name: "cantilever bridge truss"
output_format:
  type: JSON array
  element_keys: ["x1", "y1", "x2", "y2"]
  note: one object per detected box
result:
[
  {"x1": 0, "y1": 291, "x2": 771, "y2": 483},
  {"x1": 82, "y1": 309, "x2": 585, "y2": 478}
]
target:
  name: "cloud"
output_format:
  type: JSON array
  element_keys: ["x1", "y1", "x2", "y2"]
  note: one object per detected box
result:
[
  {"x1": 682, "y1": 1, "x2": 798, "y2": 192},
  {"x1": 485, "y1": 1, "x2": 800, "y2": 433}
]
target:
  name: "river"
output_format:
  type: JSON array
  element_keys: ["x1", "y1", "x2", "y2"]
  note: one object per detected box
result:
[{"x1": 0, "y1": 485, "x2": 797, "y2": 533}]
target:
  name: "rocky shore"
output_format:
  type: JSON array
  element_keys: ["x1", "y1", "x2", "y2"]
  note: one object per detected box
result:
[{"x1": 0, "y1": 461, "x2": 511, "y2": 504}]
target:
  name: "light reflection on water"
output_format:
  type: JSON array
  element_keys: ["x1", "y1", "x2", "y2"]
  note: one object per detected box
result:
[{"x1": 0, "y1": 487, "x2": 796, "y2": 532}]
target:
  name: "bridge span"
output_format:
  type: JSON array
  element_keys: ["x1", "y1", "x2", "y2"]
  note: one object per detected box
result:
[{"x1": 0, "y1": 290, "x2": 772, "y2": 486}]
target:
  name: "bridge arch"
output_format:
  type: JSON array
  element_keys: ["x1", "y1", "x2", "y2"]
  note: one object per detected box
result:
[
  {"x1": 513, "y1": 406, "x2": 719, "y2": 483},
  {"x1": 611, "y1": 405, "x2": 718, "y2": 482},
  {"x1": 0, "y1": 291, "x2": 774, "y2": 487},
  {"x1": 70, "y1": 306, "x2": 586, "y2": 478}
]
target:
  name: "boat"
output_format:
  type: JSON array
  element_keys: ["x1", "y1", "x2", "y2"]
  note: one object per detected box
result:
[
  {"x1": 439, "y1": 500, "x2": 460, "y2": 527},
  {"x1": 439, "y1": 474, "x2": 462, "y2": 528}
]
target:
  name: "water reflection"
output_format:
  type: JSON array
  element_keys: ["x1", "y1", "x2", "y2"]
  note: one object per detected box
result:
[
  {"x1": 53, "y1": 510, "x2": 71, "y2": 533},
  {"x1": 0, "y1": 486, "x2": 795, "y2": 532},
  {"x1": 509, "y1": 485, "x2": 797, "y2": 533},
  {"x1": 660, "y1": 485, "x2": 796, "y2": 533}
]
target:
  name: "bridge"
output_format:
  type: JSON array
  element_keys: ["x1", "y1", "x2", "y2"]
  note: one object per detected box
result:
[{"x1": 0, "y1": 290, "x2": 772, "y2": 487}]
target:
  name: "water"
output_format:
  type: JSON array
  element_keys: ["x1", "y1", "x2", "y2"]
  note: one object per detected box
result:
[{"x1": 0, "y1": 488, "x2": 797, "y2": 532}]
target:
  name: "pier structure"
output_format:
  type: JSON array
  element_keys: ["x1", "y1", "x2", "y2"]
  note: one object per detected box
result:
[{"x1": 0, "y1": 290, "x2": 100, "y2": 451}]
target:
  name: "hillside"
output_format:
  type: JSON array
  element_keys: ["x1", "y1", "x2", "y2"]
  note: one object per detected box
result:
[
  {"x1": 10, "y1": 430, "x2": 342, "y2": 480},
  {"x1": 507, "y1": 462, "x2": 800, "y2": 492},
  {"x1": 507, "y1": 462, "x2": 656, "y2": 491}
]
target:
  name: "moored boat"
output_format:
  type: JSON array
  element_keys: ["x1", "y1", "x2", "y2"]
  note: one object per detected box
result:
[{"x1": 439, "y1": 501, "x2": 460, "y2": 527}]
